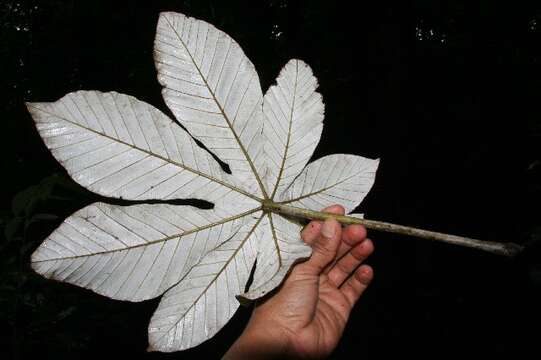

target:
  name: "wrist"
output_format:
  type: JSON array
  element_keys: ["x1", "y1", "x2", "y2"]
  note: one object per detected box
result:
[{"x1": 223, "y1": 320, "x2": 292, "y2": 359}]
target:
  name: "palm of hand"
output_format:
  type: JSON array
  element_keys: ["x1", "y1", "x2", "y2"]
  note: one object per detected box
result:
[{"x1": 247, "y1": 205, "x2": 374, "y2": 359}]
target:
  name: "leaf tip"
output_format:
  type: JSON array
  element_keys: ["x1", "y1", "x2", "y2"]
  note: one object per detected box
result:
[
  {"x1": 25, "y1": 101, "x2": 50, "y2": 121},
  {"x1": 30, "y1": 245, "x2": 43, "y2": 265},
  {"x1": 236, "y1": 294, "x2": 255, "y2": 307},
  {"x1": 25, "y1": 101, "x2": 38, "y2": 113},
  {"x1": 158, "y1": 11, "x2": 185, "y2": 25}
]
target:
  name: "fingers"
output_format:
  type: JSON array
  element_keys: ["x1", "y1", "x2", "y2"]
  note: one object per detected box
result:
[
  {"x1": 340, "y1": 225, "x2": 368, "y2": 256},
  {"x1": 300, "y1": 205, "x2": 367, "y2": 266},
  {"x1": 340, "y1": 265, "x2": 374, "y2": 307},
  {"x1": 301, "y1": 205, "x2": 344, "y2": 245},
  {"x1": 298, "y1": 218, "x2": 341, "y2": 275},
  {"x1": 324, "y1": 224, "x2": 367, "y2": 274},
  {"x1": 327, "y1": 238, "x2": 374, "y2": 286}
]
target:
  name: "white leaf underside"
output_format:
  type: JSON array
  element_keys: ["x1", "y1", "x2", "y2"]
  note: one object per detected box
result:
[
  {"x1": 29, "y1": 11, "x2": 380, "y2": 352},
  {"x1": 263, "y1": 59, "x2": 324, "y2": 199},
  {"x1": 27, "y1": 91, "x2": 258, "y2": 207},
  {"x1": 242, "y1": 213, "x2": 311, "y2": 300},
  {"x1": 32, "y1": 202, "x2": 259, "y2": 302},
  {"x1": 155, "y1": 12, "x2": 266, "y2": 198},
  {"x1": 148, "y1": 214, "x2": 262, "y2": 351},
  {"x1": 281, "y1": 154, "x2": 380, "y2": 213}
]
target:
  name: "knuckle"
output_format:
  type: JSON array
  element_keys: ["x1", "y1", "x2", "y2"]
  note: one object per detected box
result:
[
  {"x1": 312, "y1": 238, "x2": 334, "y2": 256},
  {"x1": 335, "y1": 259, "x2": 351, "y2": 274}
]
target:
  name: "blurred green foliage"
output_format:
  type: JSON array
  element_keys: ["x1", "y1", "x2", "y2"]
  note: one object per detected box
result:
[{"x1": 1, "y1": 174, "x2": 89, "y2": 358}]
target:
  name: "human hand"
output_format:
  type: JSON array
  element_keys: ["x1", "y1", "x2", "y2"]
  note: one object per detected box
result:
[{"x1": 223, "y1": 205, "x2": 374, "y2": 359}]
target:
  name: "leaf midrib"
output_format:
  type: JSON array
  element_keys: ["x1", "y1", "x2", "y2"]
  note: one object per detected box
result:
[
  {"x1": 32, "y1": 207, "x2": 261, "y2": 263},
  {"x1": 155, "y1": 213, "x2": 264, "y2": 342},
  {"x1": 267, "y1": 213, "x2": 283, "y2": 269},
  {"x1": 278, "y1": 171, "x2": 362, "y2": 205},
  {"x1": 29, "y1": 104, "x2": 260, "y2": 202},
  {"x1": 270, "y1": 60, "x2": 298, "y2": 200}
]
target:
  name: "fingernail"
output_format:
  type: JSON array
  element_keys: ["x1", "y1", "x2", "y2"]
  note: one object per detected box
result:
[{"x1": 321, "y1": 219, "x2": 336, "y2": 239}]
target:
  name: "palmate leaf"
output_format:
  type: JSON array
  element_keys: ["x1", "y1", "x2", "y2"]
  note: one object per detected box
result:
[{"x1": 27, "y1": 11, "x2": 379, "y2": 352}]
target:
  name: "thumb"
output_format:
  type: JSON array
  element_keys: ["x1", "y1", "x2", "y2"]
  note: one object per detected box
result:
[{"x1": 302, "y1": 218, "x2": 341, "y2": 274}]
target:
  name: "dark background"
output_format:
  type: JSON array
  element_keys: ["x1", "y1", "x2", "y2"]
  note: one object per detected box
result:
[{"x1": 1, "y1": 0, "x2": 540, "y2": 359}]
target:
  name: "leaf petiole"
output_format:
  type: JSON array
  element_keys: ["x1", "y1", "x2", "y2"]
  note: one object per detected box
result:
[{"x1": 262, "y1": 201, "x2": 523, "y2": 257}]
